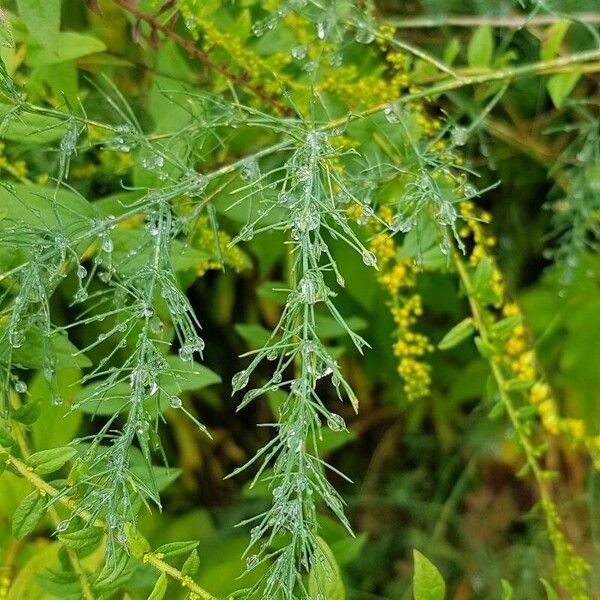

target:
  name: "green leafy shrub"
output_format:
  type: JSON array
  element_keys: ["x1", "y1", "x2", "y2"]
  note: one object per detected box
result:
[{"x1": 0, "y1": 1, "x2": 599, "y2": 599}]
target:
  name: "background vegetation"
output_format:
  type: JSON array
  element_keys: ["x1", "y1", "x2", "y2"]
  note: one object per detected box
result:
[{"x1": 0, "y1": 1, "x2": 599, "y2": 599}]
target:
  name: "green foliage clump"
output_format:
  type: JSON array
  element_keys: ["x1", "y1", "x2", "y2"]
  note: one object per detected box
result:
[{"x1": 0, "y1": 1, "x2": 599, "y2": 599}]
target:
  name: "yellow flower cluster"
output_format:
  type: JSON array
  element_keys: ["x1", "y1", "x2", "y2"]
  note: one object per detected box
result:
[
  {"x1": 71, "y1": 149, "x2": 133, "y2": 179},
  {"x1": 501, "y1": 302, "x2": 593, "y2": 455},
  {"x1": 0, "y1": 142, "x2": 28, "y2": 182},
  {"x1": 0, "y1": 575, "x2": 10, "y2": 600},
  {"x1": 461, "y1": 206, "x2": 599, "y2": 468},
  {"x1": 502, "y1": 315, "x2": 536, "y2": 382},
  {"x1": 458, "y1": 200, "x2": 497, "y2": 266},
  {"x1": 178, "y1": 1, "x2": 292, "y2": 100},
  {"x1": 358, "y1": 204, "x2": 433, "y2": 401},
  {"x1": 191, "y1": 215, "x2": 247, "y2": 276}
]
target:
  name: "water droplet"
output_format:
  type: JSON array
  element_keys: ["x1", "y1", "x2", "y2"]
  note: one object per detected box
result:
[
  {"x1": 252, "y1": 20, "x2": 266, "y2": 36},
  {"x1": 232, "y1": 370, "x2": 249, "y2": 392},
  {"x1": 185, "y1": 16, "x2": 196, "y2": 30},
  {"x1": 169, "y1": 396, "x2": 182, "y2": 409},
  {"x1": 102, "y1": 237, "x2": 113, "y2": 254},
  {"x1": 117, "y1": 530, "x2": 127, "y2": 544},
  {"x1": 390, "y1": 214, "x2": 415, "y2": 233},
  {"x1": 43, "y1": 367, "x2": 54, "y2": 382},
  {"x1": 355, "y1": 25, "x2": 375, "y2": 44},
  {"x1": 291, "y1": 45, "x2": 307, "y2": 60},
  {"x1": 235, "y1": 225, "x2": 254, "y2": 243},
  {"x1": 246, "y1": 554, "x2": 259, "y2": 570},
  {"x1": 327, "y1": 413, "x2": 346, "y2": 432},
  {"x1": 51, "y1": 394, "x2": 63, "y2": 406},
  {"x1": 316, "y1": 20, "x2": 329, "y2": 40},
  {"x1": 77, "y1": 265, "x2": 87, "y2": 279},
  {"x1": 10, "y1": 331, "x2": 24, "y2": 348},
  {"x1": 362, "y1": 250, "x2": 377, "y2": 267},
  {"x1": 452, "y1": 126, "x2": 468, "y2": 146},
  {"x1": 74, "y1": 288, "x2": 88, "y2": 303},
  {"x1": 14, "y1": 380, "x2": 27, "y2": 394},
  {"x1": 250, "y1": 526, "x2": 260, "y2": 541},
  {"x1": 383, "y1": 103, "x2": 399, "y2": 123},
  {"x1": 272, "y1": 485, "x2": 284, "y2": 498},
  {"x1": 328, "y1": 51, "x2": 343, "y2": 68},
  {"x1": 56, "y1": 520, "x2": 69, "y2": 533}
]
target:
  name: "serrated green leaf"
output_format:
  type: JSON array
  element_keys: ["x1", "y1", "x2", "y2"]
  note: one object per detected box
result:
[
  {"x1": 12, "y1": 401, "x2": 41, "y2": 425},
  {"x1": 125, "y1": 522, "x2": 150, "y2": 559},
  {"x1": 147, "y1": 573, "x2": 168, "y2": 600},
  {"x1": 27, "y1": 446, "x2": 77, "y2": 475},
  {"x1": 438, "y1": 318, "x2": 475, "y2": 350},
  {"x1": 308, "y1": 536, "x2": 345, "y2": 600},
  {"x1": 468, "y1": 26, "x2": 494, "y2": 68},
  {"x1": 413, "y1": 550, "x2": 445, "y2": 600},
  {"x1": 12, "y1": 490, "x2": 46, "y2": 539},
  {"x1": 181, "y1": 549, "x2": 200, "y2": 577},
  {"x1": 59, "y1": 526, "x2": 104, "y2": 557},
  {"x1": 154, "y1": 540, "x2": 198, "y2": 558}
]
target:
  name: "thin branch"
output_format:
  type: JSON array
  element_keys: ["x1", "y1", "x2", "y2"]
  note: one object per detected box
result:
[
  {"x1": 110, "y1": 0, "x2": 285, "y2": 111},
  {"x1": 326, "y1": 47, "x2": 600, "y2": 129},
  {"x1": 386, "y1": 12, "x2": 600, "y2": 29}
]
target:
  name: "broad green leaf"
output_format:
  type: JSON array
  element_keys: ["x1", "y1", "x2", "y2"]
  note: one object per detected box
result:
[
  {"x1": 11, "y1": 329, "x2": 91, "y2": 369},
  {"x1": 0, "y1": 103, "x2": 68, "y2": 143},
  {"x1": 12, "y1": 400, "x2": 41, "y2": 425},
  {"x1": 125, "y1": 522, "x2": 151, "y2": 559},
  {"x1": 16, "y1": 0, "x2": 60, "y2": 45},
  {"x1": 540, "y1": 20, "x2": 570, "y2": 61},
  {"x1": 148, "y1": 573, "x2": 168, "y2": 600},
  {"x1": 547, "y1": 71, "x2": 581, "y2": 108},
  {"x1": 438, "y1": 318, "x2": 475, "y2": 350},
  {"x1": 330, "y1": 533, "x2": 367, "y2": 567},
  {"x1": 235, "y1": 323, "x2": 271, "y2": 348},
  {"x1": 28, "y1": 32, "x2": 106, "y2": 66},
  {"x1": 76, "y1": 356, "x2": 220, "y2": 416},
  {"x1": 154, "y1": 540, "x2": 199, "y2": 558},
  {"x1": 0, "y1": 183, "x2": 97, "y2": 232},
  {"x1": 59, "y1": 526, "x2": 104, "y2": 557},
  {"x1": 11, "y1": 490, "x2": 47, "y2": 539},
  {"x1": 413, "y1": 550, "x2": 445, "y2": 600},
  {"x1": 467, "y1": 26, "x2": 494, "y2": 68},
  {"x1": 31, "y1": 368, "x2": 83, "y2": 450},
  {"x1": 308, "y1": 536, "x2": 345, "y2": 600},
  {"x1": 27, "y1": 446, "x2": 77, "y2": 474}
]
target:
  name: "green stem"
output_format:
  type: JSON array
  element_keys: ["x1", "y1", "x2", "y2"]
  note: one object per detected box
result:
[{"x1": 142, "y1": 552, "x2": 218, "y2": 600}]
